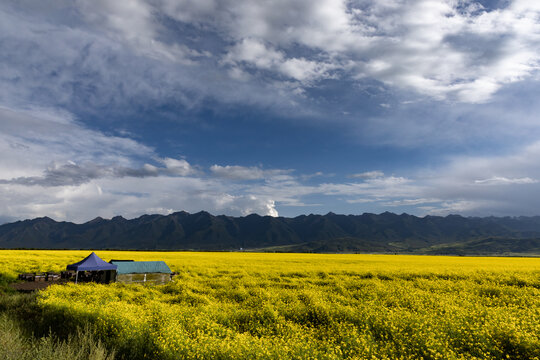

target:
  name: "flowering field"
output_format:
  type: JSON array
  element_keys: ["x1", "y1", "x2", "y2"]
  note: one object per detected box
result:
[{"x1": 1, "y1": 250, "x2": 540, "y2": 359}]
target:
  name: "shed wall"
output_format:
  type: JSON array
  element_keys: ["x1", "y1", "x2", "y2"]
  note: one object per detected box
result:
[{"x1": 116, "y1": 273, "x2": 170, "y2": 285}]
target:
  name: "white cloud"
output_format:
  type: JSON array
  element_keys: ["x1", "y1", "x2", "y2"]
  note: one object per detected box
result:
[
  {"x1": 315, "y1": 177, "x2": 419, "y2": 202},
  {"x1": 210, "y1": 165, "x2": 292, "y2": 181},
  {"x1": 2, "y1": 106, "x2": 540, "y2": 221},
  {"x1": 217, "y1": 140, "x2": 540, "y2": 217},
  {"x1": 237, "y1": 174, "x2": 422, "y2": 211},
  {"x1": 224, "y1": 38, "x2": 337, "y2": 84},
  {"x1": 3, "y1": 0, "x2": 538, "y2": 119},
  {"x1": 0, "y1": 106, "x2": 152, "y2": 179},
  {"x1": 211, "y1": 0, "x2": 540, "y2": 103},
  {"x1": 474, "y1": 177, "x2": 537, "y2": 185},
  {"x1": 76, "y1": 0, "x2": 202, "y2": 63},
  {"x1": 161, "y1": 158, "x2": 196, "y2": 176},
  {"x1": 0, "y1": 2, "x2": 304, "y2": 117},
  {"x1": 383, "y1": 198, "x2": 441, "y2": 207},
  {"x1": 0, "y1": 177, "x2": 280, "y2": 223},
  {"x1": 349, "y1": 170, "x2": 384, "y2": 179},
  {"x1": 405, "y1": 141, "x2": 540, "y2": 215},
  {"x1": 0, "y1": 107, "x2": 280, "y2": 221}
]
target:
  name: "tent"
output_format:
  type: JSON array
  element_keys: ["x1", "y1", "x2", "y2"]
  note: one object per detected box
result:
[{"x1": 66, "y1": 252, "x2": 117, "y2": 283}]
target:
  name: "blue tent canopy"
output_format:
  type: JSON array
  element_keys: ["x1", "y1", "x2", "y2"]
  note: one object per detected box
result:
[{"x1": 66, "y1": 252, "x2": 117, "y2": 271}]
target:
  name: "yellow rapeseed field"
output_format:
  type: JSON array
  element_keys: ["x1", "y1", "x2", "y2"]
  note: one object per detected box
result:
[{"x1": 1, "y1": 250, "x2": 539, "y2": 359}]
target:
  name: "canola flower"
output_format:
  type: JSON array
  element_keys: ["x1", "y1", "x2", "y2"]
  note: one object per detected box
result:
[{"x1": 1, "y1": 250, "x2": 539, "y2": 359}]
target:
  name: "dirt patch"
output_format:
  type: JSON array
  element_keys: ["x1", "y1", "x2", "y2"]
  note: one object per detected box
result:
[{"x1": 10, "y1": 280, "x2": 68, "y2": 293}]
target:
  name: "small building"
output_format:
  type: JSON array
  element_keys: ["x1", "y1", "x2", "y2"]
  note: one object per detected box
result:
[{"x1": 110, "y1": 260, "x2": 172, "y2": 285}]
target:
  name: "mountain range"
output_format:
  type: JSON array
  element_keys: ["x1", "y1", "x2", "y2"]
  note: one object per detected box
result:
[{"x1": 1, "y1": 211, "x2": 540, "y2": 255}]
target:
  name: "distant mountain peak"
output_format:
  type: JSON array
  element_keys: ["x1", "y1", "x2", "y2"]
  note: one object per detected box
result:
[
  {"x1": 33, "y1": 216, "x2": 56, "y2": 223},
  {"x1": 0, "y1": 211, "x2": 539, "y2": 255}
]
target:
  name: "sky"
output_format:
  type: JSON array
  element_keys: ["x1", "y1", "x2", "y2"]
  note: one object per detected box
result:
[{"x1": 1, "y1": 0, "x2": 540, "y2": 223}]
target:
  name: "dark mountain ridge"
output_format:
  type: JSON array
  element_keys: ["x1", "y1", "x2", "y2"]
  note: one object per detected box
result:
[{"x1": 1, "y1": 211, "x2": 540, "y2": 255}]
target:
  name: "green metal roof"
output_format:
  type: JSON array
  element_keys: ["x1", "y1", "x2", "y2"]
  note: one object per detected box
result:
[{"x1": 110, "y1": 261, "x2": 172, "y2": 275}]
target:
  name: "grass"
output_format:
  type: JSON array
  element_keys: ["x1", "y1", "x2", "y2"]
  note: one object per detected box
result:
[{"x1": 0, "y1": 293, "x2": 114, "y2": 360}]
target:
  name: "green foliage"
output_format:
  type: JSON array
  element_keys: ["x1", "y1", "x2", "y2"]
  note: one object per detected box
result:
[{"x1": 0, "y1": 312, "x2": 114, "y2": 360}]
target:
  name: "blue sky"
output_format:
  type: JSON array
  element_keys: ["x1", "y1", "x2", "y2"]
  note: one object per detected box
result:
[{"x1": 1, "y1": 0, "x2": 540, "y2": 223}]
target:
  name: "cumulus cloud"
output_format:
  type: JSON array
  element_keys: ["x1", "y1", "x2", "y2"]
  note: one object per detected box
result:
[
  {"x1": 0, "y1": 2, "x2": 299, "y2": 117},
  {"x1": 2, "y1": 0, "x2": 539, "y2": 118},
  {"x1": 161, "y1": 0, "x2": 540, "y2": 103},
  {"x1": 224, "y1": 38, "x2": 338, "y2": 84},
  {"x1": 161, "y1": 158, "x2": 197, "y2": 176}
]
